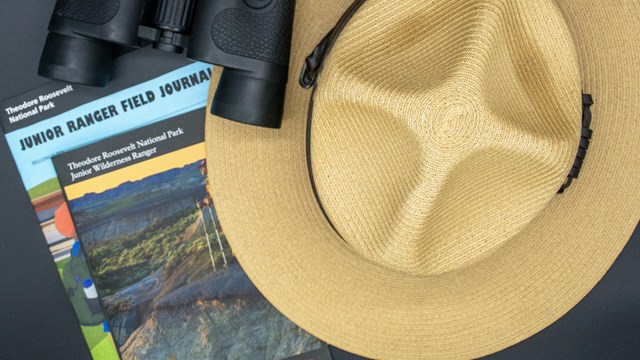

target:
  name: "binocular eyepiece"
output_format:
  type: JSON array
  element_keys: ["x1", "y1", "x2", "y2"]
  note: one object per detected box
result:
[{"x1": 38, "y1": 0, "x2": 295, "y2": 129}]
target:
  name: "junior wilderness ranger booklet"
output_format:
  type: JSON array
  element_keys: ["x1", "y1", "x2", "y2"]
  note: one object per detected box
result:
[
  {"x1": 52, "y1": 111, "x2": 329, "y2": 360},
  {"x1": 0, "y1": 47, "x2": 213, "y2": 359}
]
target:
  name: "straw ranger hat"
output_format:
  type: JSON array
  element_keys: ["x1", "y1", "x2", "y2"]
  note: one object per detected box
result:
[{"x1": 206, "y1": 0, "x2": 640, "y2": 358}]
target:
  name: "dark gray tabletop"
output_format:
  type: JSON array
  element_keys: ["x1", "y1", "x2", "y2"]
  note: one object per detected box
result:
[{"x1": 0, "y1": 1, "x2": 638, "y2": 359}]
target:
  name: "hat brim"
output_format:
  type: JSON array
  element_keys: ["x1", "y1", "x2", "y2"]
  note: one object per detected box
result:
[{"x1": 205, "y1": 1, "x2": 640, "y2": 359}]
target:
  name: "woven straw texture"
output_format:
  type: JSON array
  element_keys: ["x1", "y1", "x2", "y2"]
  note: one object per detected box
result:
[{"x1": 205, "y1": 0, "x2": 640, "y2": 359}]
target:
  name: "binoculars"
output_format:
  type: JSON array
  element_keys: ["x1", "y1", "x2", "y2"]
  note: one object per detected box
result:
[{"x1": 38, "y1": 0, "x2": 296, "y2": 128}]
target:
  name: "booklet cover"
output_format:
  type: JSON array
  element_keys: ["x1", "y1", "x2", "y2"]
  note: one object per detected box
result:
[
  {"x1": 52, "y1": 112, "x2": 327, "y2": 359},
  {"x1": 0, "y1": 47, "x2": 213, "y2": 359}
]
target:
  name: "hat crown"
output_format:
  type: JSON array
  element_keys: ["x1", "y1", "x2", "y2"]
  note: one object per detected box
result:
[{"x1": 310, "y1": 0, "x2": 583, "y2": 276}]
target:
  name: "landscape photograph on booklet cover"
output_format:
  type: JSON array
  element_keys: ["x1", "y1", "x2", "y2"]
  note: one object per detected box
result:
[{"x1": 56, "y1": 136, "x2": 322, "y2": 359}]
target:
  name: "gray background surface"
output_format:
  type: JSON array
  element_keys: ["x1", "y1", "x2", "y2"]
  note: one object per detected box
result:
[{"x1": 0, "y1": 0, "x2": 638, "y2": 359}]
